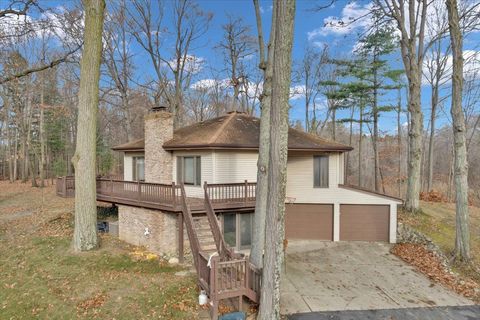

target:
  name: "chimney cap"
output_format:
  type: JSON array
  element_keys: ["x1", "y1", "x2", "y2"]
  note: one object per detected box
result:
[{"x1": 151, "y1": 105, "x2": 168, "y2": 113}]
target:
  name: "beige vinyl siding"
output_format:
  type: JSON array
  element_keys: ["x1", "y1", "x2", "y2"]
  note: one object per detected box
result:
[
  {"x1": 214, "y1": 151, "x2": 258, "y2": 183},
  {"x1": 338, "y1": 152, "x2": 345, "y2": 184},
  {"x1": 123, "y1": 152, "x2": 145, "y2": 181},
  {"x1": 173, "y1": 151, "x2": 213, "y2": 197},
  {"x1": 286, "y1": 153, "x2": 399, "y2": 205}
]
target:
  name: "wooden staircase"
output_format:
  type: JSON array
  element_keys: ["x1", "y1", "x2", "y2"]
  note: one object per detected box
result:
[{"x1": 179, "y1": 183, "x2": 261, "y2": 320}]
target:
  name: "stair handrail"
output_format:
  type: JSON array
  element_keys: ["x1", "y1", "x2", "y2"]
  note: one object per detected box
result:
[
  {"x1": 179, "y1": 183, "x2": 202, "y2": 273},
  {"x1": 203, "y1": 182, "x2": 240, "y2": 260}
]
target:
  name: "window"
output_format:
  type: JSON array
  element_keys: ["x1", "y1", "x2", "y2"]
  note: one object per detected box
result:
[
  {"x1": 132, "y1": 156, "x2": 145, "y2": 181},
  {"x1": 177, "y1": 156, "x2": 201, "y2": 186},
  {"x1": 314, "y1": 155, "x2": 329, "y2": 188},
  {"x1": 222, "y1": 212, "x2": 254, "y2": 250}
]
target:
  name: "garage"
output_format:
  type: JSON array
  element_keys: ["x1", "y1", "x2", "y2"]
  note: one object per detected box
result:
[
  {"x1": 285, "y1": 204, "x2": 333, "y2": 240},
  {"x1": 340, "y1": 204, "x2": 390, "y2": 241}
]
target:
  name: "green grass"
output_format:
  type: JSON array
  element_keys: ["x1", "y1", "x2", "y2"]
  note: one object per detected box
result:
[
  {"x1": 0, "y1": 233, "x2": 199, "y2": 319},
  {"x1": 401, "y1": 201, "x2": 480, "y2": 281},
  {"x1": 0, "y1": 182, "x2": 199, "y2": 320}
]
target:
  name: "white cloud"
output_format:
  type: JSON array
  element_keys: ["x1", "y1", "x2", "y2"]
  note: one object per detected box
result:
[
  {"x1": 190, "y1": 78, "x2": 230, "y2": 91},
  {"x1": 290, "y1": 85, "x2": 306, "y2": 100},
  {"x1": 422, "y1": 50, "x2": 480, "y2": 86},
  {"x1": 307, "y1": 2, "x2": 373, "y2": 39}
]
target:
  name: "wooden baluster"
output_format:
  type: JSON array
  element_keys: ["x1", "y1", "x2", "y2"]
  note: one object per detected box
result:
[{"x1": 172, "y1": 182, "x2": 176, "y2": 209}]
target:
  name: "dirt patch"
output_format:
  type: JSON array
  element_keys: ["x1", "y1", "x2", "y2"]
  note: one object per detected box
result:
[{"x1": 392, "y1": 243, "x2": 479, "y2": 302}]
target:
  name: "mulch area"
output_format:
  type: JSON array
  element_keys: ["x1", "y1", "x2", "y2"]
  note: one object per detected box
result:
[{"x1": 392, "y1": 243, "x2": 480, "y2": 302}]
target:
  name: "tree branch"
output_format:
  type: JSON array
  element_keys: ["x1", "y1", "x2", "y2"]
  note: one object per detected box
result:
[{"x1": 0, "y1": 45, "x2": 81, "y2": 85}]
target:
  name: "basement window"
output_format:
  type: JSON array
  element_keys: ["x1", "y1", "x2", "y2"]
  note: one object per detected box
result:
[
  {"x1": 313, "y1": 155, "x2": 329, "y2": 188},
  {"x1": 177, "y1": 156, "x2": 201, "y2": 186},
  {"x1": 222, "y1": 212, "x2": 253, "y2": 251}
]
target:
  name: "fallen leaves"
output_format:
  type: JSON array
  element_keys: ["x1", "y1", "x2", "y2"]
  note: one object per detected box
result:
[
  {"x1": 129, "y1": 249, "x2": 159, "y2": 261},
  {"x1": 419, "y1": 190, "x2": 449, "y2": 203},
  {"x1": 76, "y1": 292, "x2": 108, "y2": 315},
  {"x1": 392, "y1": 243, "x2": 480, "y2": 302}
]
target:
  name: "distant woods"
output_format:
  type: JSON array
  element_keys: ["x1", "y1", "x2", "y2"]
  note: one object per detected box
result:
[{"x1": 0, "y1": 0, "x2": 479, "y2": 210}]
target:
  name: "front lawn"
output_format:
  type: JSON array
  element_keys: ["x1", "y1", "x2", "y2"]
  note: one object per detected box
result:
[{"x1": 0, "y1": 181, "x2": 199, "y2": 319}]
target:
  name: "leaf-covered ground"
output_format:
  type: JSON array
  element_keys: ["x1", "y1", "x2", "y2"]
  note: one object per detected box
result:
[
  {"x1": 0, "y1": 181, "x2": 200, "y2": 319},
  {"x1": 397, "y1": 201, "x2": 480, "y2": 302}
]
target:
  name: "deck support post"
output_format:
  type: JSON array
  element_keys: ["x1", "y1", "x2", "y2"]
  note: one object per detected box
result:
[
  {"x1": 178, "y1": 213, "x2": 184, "y2": 263},
  {"x1": 62, "y1": 176, "x2": 67, "y2": 196}
]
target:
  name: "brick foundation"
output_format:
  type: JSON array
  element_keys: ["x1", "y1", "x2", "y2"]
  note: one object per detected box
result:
[{"x1": 118, "y1": 205, "x2": 179, "y2": 256}]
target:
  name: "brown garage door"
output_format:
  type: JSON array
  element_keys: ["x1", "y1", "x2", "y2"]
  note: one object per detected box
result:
[
  {"x1": 340, "y1": 204, "x2": 389, "y2": 241},
  {"x1": 285, "y1": 204, "x2": 333, "y2": 240}
]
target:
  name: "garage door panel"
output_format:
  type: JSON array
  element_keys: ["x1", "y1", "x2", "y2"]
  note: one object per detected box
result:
[
  {"x1": 285, "y1": 204, "x2": 333, "y2": 240},
  {"x1": 340, "y1": 204, "x2": 389, "y2": 241}
]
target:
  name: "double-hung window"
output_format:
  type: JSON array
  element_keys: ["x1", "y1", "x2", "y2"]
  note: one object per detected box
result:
[
  {"x1": 313, "y1": 155, "x2": 329, "y2": 188},
  {"x1": 177, "y1": 156, "x2": 201, "y2": 186},
  {"x1": 132, "y1": 156, "x2": 145, "y2": 181}
]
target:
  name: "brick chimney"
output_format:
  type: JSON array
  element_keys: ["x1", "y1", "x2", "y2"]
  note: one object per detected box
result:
[{"x1": 144, "y1": 106, "x2": 173, "y2": 184}]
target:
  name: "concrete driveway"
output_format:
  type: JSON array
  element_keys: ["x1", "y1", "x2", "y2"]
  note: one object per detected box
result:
[{"x1": 281, "y1": 241, "x2": 473, "y2": 315}]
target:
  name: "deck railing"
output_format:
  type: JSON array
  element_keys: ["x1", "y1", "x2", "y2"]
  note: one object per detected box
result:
[
  {"x1": 96, "y1": 178, "x2": 181, "y2": 209},
  {"x1": 56, "y1": 177, "x2": 256, "y2": 212},
  {"x1": 206, "y1": 181, "x2": 256, "y2": 203}
]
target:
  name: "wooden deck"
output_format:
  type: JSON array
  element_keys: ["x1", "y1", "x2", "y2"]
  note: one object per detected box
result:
[{"x1": 56, "y1": 177, "x2": 256, "y2": 213}]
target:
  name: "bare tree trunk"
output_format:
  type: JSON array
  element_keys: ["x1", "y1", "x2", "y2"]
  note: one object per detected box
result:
[
  {"x1": 258, "y1": 0, "x2": 295, "y2": 318},
  {"x1": 405, "y1": 68, "x2": 423, "y2": 212},
  {"x1": 358, "y1": 105, "x2": 363, "y2": 187},
  {"x1": 250, "y1": 0, "x2": 275, "y2": 268},
  {"x1": 39, "y1": 83, "x2": 46, "y2": 187},
  {"x1": 397, "y1": 89, "x2": 402, "y2": 197},
  {"x1": 332, "y1": 104, "x2": 336, "y2": 141},
  {"x1": 71, "y1": 0, "x2": 105, "y2": 252},
  {"x1": 427, "y1": 83, "x2": 438, "y2": 192},
  {"x1": 446, "y1": 0, "x2": 470, "y2": 262}
]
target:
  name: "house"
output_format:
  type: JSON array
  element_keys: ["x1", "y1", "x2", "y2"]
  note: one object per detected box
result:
[{"x1": 108, "y1": 107, "x2": 402, "y2": 258}]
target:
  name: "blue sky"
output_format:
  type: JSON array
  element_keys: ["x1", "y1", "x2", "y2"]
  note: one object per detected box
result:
[
  {"x1": 124, "y1": 0, "x2": 479, "y2": 135},
  {"x1": 5, "y1": 0, "x2": 479, "y2": 135}
]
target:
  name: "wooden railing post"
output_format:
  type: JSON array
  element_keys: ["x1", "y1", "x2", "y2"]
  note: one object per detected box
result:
[
  {"x1": 110, "y1": 178, "x2": 113, "y2": 196},
  {"x1": 137, "y1": 180, "x2": 141, "y2": 202},
  {"x1": 244, "y1": 180, "x2": 248, "y2": 203},
  {"x1": 172, "y1": 182, "x2": 176, "y2": 208},
  {"x1": 210, "y1": 256, "x2": 218, "y2": 320},
  {"x1": 62, "y1": 176, "x2": 67, "y2": 196}
]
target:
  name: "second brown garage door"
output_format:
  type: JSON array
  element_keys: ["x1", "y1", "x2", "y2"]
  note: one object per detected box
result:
[
  {"x1": 285, "y1": 204, "x2": 333, "y2": 240},
  {"x1": 340, "y1": 204, "x2": 389, "y2": 241}
]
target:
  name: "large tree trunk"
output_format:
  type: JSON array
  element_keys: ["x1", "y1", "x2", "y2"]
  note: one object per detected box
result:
[
  {"x1": 39, "y1": 81, "x2": 46, "y2": 187},
  {"x1": 250, "y1": 0, "x2": 276, "y2": 269},
  {"x1": 372, "y1": 50, "x2": 380, "y2": 192},
  {"x1": 71, "y1": 0, "x2": 105, "y2": 252},
  {"x1": 358, "y1": 105, "x2": 363, "y2": 187},
  {"x1": 405, "y1": 66, "x2": 423, "y2": 212},
  {"x1": 257, "y1": 0, "x2": 295, "y2": 318},
  {"x1": 446, "y1": 0, "x2": 470, "y2": 262},
  {"x1": 397, "y1": 89, "x2": 402, "y2": 197}
]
